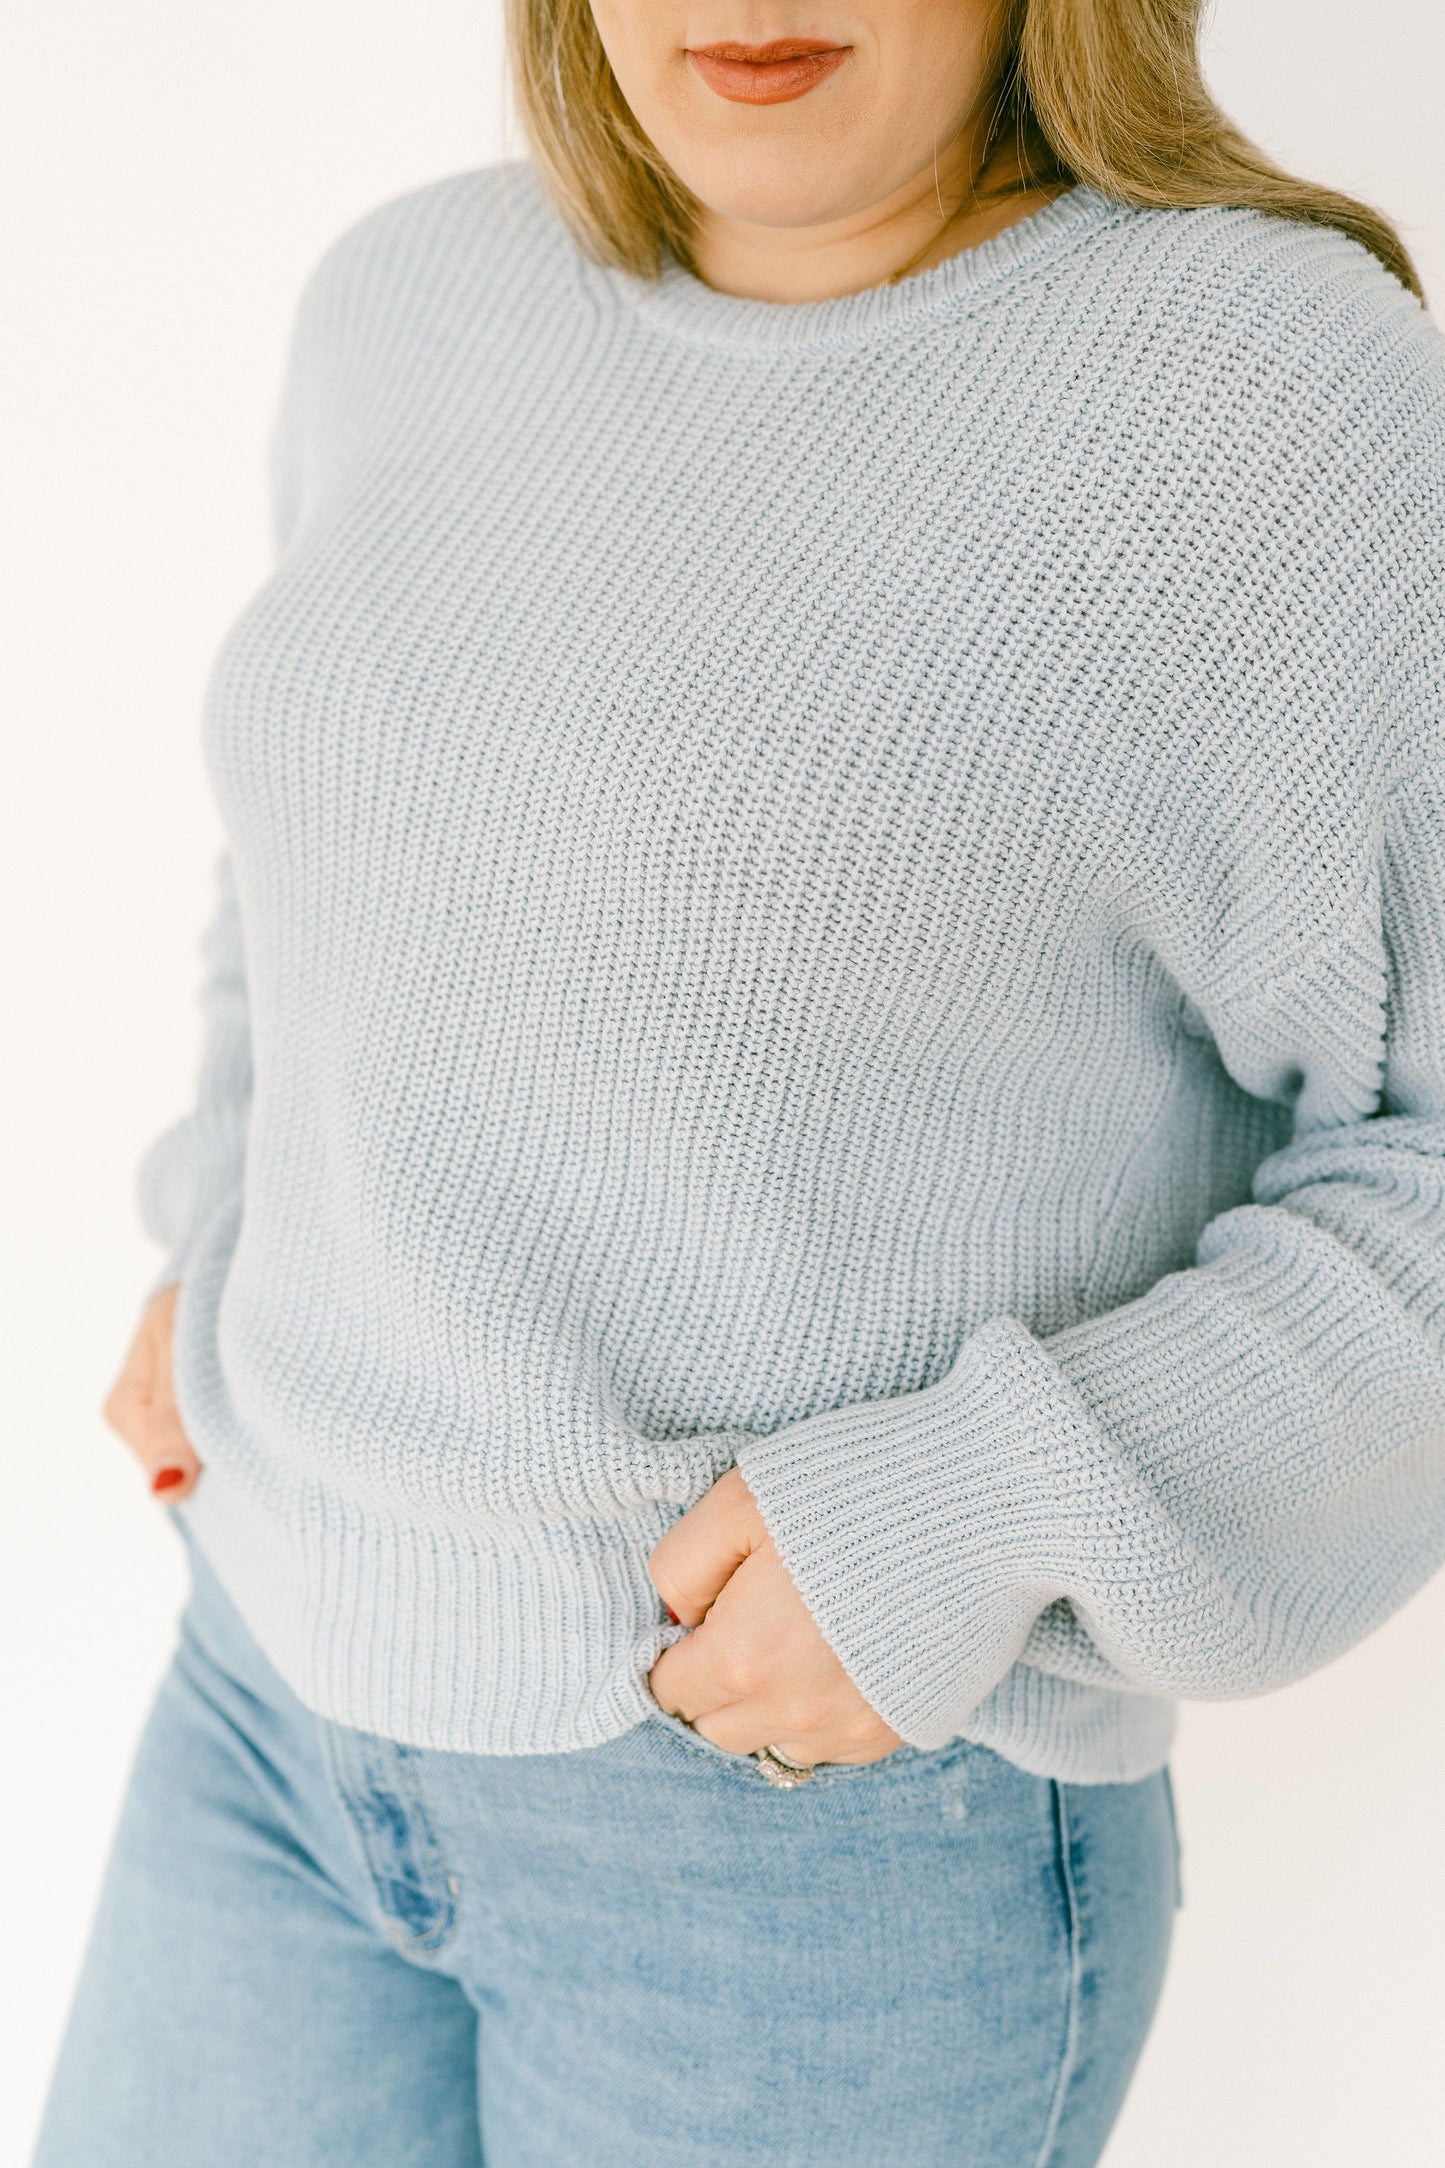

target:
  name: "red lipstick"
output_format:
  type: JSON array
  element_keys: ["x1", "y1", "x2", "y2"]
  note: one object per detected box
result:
[{"x1": 687, "y1": 38, "x2": 850, "y2": 105}]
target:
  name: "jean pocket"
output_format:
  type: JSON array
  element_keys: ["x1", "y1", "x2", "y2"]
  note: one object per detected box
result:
[
  {"x1": 643, "y1": 1695, "x2": 931, "y2": 1790},
  {"x1": 647, "y1": 1703, "x2": 757, "y2": 1763}
]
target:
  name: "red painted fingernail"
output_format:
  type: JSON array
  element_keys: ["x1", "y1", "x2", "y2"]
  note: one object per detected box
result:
[
  {"x1": 151, "y1": 1467, "x2": 187, "y2": 1496},
  {"x1": 665, "y1": 1606, "x2": 679, "y2": 1625}
]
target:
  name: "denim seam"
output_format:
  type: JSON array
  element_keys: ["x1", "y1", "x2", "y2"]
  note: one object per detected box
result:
[{"x1": 1033, "y1": 1780, "x2": 1084, "y2": 2168}]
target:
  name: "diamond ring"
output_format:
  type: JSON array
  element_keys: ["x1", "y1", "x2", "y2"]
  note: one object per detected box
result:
[{"x1": 753, "y1": 1744, "x2": 815, "y2": 1789}]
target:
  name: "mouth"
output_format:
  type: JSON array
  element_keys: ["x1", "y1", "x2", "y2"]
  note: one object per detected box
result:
[{"x1": 686, "y1": 37, "x2": 851, "y2": 105}]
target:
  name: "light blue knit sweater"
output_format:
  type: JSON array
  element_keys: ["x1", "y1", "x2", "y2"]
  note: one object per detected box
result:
[{"x1": 142, "y1": 162, "x2": 1445, "y2": 1781}]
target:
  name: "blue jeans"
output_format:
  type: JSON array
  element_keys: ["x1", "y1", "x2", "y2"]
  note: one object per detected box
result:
[{"x1": 36, "y1": 1542, "x2": 1179, "y2": 2166}]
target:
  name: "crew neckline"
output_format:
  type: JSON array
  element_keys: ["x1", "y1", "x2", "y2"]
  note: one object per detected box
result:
[{"x1": 621, "y1": 183, "x2": 1118, "y2": 352}]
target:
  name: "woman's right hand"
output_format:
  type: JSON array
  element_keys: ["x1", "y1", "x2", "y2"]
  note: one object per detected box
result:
[{"x1": 103, "y1": 1283, "x2": 203, "y2": 1503}]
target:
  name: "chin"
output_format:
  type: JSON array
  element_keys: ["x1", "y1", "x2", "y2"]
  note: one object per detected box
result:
[{"x1": 675, "y1": 143, "x2": 871, "y2": 234}]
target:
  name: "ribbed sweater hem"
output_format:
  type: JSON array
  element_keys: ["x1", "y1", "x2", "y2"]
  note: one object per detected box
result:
[
  {"x1": 171, "y1": 1250, "x2": 1175, "y2": 1777},
  {"x1": 176, "y1": 1453, "x2": 1176, "y2": 1777}
]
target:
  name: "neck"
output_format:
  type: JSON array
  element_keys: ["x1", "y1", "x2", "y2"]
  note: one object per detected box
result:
[{"x1": 688, "y1": 133, "x2": 1065, "y2": 305}]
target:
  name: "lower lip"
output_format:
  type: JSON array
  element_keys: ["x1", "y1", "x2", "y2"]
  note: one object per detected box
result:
[{"x1": 687, "y1": 46, "x2": 849, "y2": 105}]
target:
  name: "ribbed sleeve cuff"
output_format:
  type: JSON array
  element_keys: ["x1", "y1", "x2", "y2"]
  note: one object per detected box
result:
[{"x1": 734, "y1": 1317, "x2": 1100, "y2": 1749}]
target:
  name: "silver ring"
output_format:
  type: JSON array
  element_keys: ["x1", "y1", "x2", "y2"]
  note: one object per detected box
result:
[{"x1": 754, "y1": 1744, "x2": 814, "y2": 1789}]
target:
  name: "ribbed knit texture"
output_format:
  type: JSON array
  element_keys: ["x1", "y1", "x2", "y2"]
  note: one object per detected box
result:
[{"x1": 140, "y1": 161, "x2": 1445, "y2": 1780}]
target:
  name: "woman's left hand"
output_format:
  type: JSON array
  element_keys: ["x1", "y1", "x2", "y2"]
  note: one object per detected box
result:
[{"x1": 646, "y1": 1468, "x2": 903, "y2": 1767}]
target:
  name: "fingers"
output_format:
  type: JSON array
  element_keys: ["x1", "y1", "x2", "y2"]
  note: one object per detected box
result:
[
  {"x1": 103, "y1": 1284, "x2": 203, "y2": 1505},
  {"x1": 656, "y1": 1650, "x2": 900, "y2": 1763},
  {"x1": 647, "y1": 1465, "x2": 765, "y2": 1626},
  {"x1": 687, "y1": 1689, "x2": 903, "y2": 1766},
  {"x1": 648, "y1": 1545, "x2": 825, "y2": 1732},
  {"x1": 648, "y1": 1590, "x2": 758, "y2": 1721},
  {"x1": 690, "y1": 1706, "x2": 885, "y2": 1763},
  {"x1": 647, "y1": 1532, "x2": 906, "y2": 1766}
]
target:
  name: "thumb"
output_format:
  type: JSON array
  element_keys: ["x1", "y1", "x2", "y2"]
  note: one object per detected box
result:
[{"x1": 647, "y1": 1468, "x2": 766, "y2": 1627}]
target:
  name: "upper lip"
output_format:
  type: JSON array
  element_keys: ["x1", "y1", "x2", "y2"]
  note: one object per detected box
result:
[{"x1": 687, "y1": 38, "x2": 847, "y2": 59}]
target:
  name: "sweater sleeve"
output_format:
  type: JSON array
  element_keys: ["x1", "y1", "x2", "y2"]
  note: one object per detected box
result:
[
  {"x1": 132, "y1": 275, "x2": 317, "y2": 1302},
  {"x1": 135, "y1": 851, "x2": 252, "y2": 1297},
  {"x1": 735, "y1": 762, "x2": 1445, "y2": 1750}
]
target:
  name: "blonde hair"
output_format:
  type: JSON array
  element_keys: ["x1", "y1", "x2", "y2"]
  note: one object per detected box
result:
[{"x1": 505, "y1": 0, "x2": 1423, "y2": 299}]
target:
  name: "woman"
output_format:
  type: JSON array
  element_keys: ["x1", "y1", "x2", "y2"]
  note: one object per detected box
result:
[{"x1": 37, "y1": 0, "x2": 1445, "y2": 2161}]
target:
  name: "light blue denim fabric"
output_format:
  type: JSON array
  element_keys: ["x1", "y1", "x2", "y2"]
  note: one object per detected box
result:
[{"x1": 36, "y1": 1541, "x2": 1179, "y2": 2166}]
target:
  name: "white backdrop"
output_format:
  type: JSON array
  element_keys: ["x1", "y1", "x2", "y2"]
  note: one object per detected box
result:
[{"x1": 3, "y1": 3, "x2": 1443, "y2": 2159}]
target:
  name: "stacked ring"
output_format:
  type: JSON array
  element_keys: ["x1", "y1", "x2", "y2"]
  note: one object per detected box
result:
[{"x1": 753, "y1": 1745, "x2": 814, "y2": 1789}]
